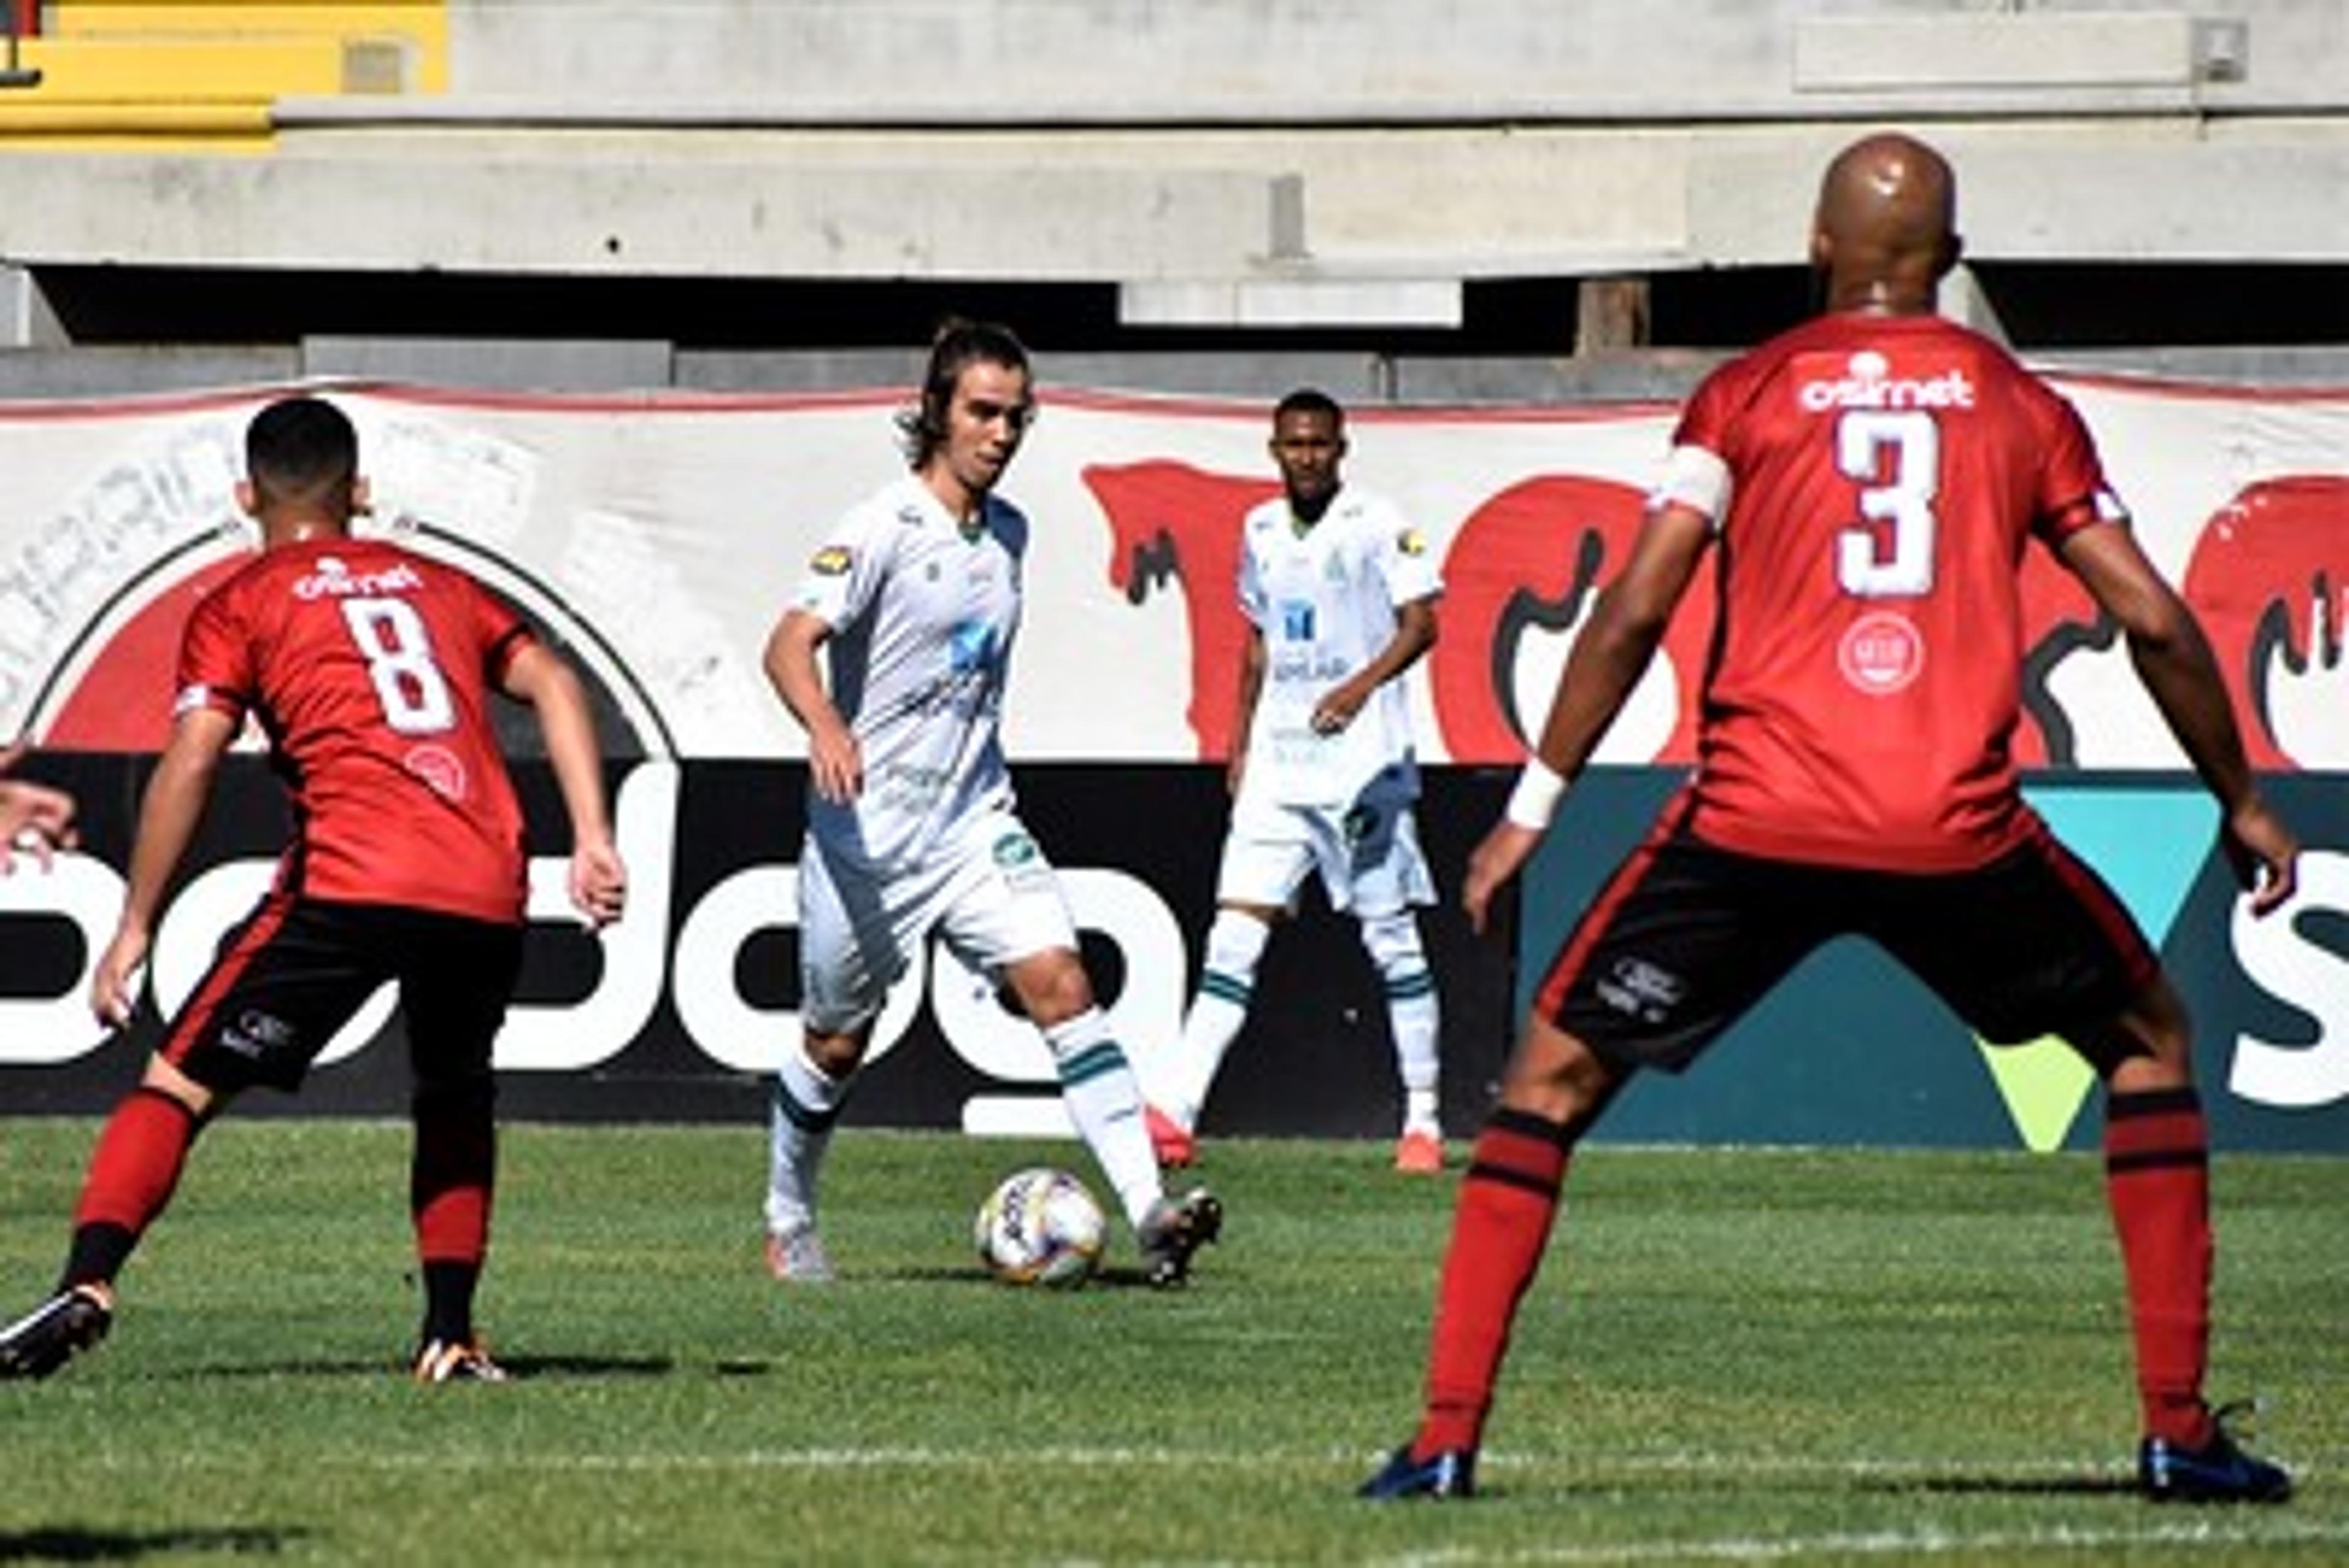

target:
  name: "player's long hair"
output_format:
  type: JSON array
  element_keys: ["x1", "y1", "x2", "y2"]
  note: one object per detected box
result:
[{"x1": 897, "y1": 319, "x2": 1031, "y2": 469}]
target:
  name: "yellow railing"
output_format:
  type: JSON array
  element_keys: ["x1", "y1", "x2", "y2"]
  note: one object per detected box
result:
[{"x1": 0, "y1": 1, "x2": 445, "y2": 150}]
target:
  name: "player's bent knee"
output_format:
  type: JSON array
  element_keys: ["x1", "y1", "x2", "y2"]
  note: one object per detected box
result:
[
  {"x1": 139, "y1": 1053, "x2": 219, "y2": 1120},
  {"x1": 1498, "y1": 1018, "x2": 1618, "y2": 1123},
  {"x1": 803, "y1": 1027, "x2": 873, "y2": 1080},
  {"x1": 1357, "y1": 909, "x2": 1426, "y2": 972},
  {"x1": 1005, "y1": 948, "x2": 1095, "y2": 1028},
  {"x1": 2071, "y1": 973, "x2": 2196, "y2": 1088}
]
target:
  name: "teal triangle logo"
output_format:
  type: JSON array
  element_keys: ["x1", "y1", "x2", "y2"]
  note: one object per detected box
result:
[{"x1": 1975, "y1": 787, "x2": 2216, "y2": 1151}]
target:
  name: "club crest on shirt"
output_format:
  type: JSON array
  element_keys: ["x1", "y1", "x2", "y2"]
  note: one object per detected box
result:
[
  {"x1": 403, "y1": 743, "x2": 470, "y2": 801},
  {"x1": 948, "y1": 619, "x2": 996, "y2": 673},
  {"x1": 1837, "y1": 609, "x2": 1926, "y2": 696}
]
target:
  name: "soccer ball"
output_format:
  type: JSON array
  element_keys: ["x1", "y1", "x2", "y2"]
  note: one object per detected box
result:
[{"x1": 974, "y1": 1167, "x2": 1107, "y2": 1288}]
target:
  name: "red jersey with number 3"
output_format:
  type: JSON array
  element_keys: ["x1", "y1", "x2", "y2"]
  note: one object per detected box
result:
[
  {"x1": 175, "y1": 537, "x2": 533, "y2": 923},
  {"x1": 1674, "y1": 311, "x2": 2120, "y2": 871}
]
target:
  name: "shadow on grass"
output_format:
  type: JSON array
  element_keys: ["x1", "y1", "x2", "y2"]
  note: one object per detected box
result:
[
  {"x1": 155, "y1": 1353, "x2": 675, "y2": 1381},
  {"x1": 496, "y1": 1354, "x2": 674, "y2": 1379},
  {"x1": 1862, "y1": 1473, "x2": 2140, "y2": 1498},
  {"x1": 880, "y1": 1265, "x2": 1174, "y2": 1291},
  {"x1": 0, "y1": 1524, "x2": 306, "y2": 1560}
]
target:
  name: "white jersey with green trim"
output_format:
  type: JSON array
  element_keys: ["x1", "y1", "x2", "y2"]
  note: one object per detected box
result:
[
  {"x1": 1237, "y1": 485, "x2": 1441, "y2": 807},
  {"x1": 789, "y1": 474, "x2": 1024, "y2": 869}
]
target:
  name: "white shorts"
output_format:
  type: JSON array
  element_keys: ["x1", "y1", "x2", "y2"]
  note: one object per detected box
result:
[
  {"x1": 1216, "y1": 764, "x2": 1435, "y2": 918},
  {"x1": 798, "y1": 808, "x2": 1078, "y2": 1036}
]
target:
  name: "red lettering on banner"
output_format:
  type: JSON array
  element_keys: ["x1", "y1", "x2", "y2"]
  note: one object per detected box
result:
[
  {"x1": 1429, "y1": 475, "x2": 1707, "y2": 764},
  {"x1": 44, "y1": 559, "x2": 243, "y2": 752},
  {"x1": 1086, "y1": 464, "x2": 1722, "y2": 766},
  {"x1": 1082, "y1": 460, "x2": 1279, "y2": 759},
  {"x1": 2183, "y1": 475, "x2": 2349, "y2": 770},
  {"x1": 2014, "y1": 543, "x2": 2105, "y2": 768}
]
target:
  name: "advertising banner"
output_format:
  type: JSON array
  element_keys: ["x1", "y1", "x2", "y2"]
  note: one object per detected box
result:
[{"x1": 0, "y1": 377, "x2": 2340, "y2": 1148}]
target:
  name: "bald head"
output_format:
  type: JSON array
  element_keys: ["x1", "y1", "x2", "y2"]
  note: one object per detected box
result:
[{"x1": 1809, "y1": 133, "x2": 1961, "y2": 314}]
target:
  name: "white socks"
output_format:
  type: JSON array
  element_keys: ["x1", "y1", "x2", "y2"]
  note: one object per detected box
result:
[
  {"x1": 1361, "y1": 910, "x2": 1442, "y2": 1135},
  {"x1": 765, "y1": 1045, "x2": 851, "y2": 1237},
  {"x1": 1159, "y1": 908, "x2": 1273, "y2": 1130},
  {"x1": 1044, "y1": 1009, "x2": 1165, "y2": 1230}
]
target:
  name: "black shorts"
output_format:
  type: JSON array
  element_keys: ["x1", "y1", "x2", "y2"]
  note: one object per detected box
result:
[
  {"x1": 160, "y1": 895, "x2": 524, "y2": 1095},
  {"x1": 1536, "y1": 816, "x2": 2159, "y2": 1074}
]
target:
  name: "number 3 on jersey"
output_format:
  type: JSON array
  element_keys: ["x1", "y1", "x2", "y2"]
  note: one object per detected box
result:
[
  {"x1": 1835, "y1": 409, "x2": 1938, "y2": 598},
  {"x1": 340, "y1": 596, "x2": 455, "y2": 734}
]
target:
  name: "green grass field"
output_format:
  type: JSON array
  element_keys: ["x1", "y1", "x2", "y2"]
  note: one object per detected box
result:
[{"x1": 0, "y1": 1120, "x2": 2340, "y2": 1564}]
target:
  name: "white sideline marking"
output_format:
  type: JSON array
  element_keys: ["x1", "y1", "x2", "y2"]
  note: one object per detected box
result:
[
  {"x1": 282, "y1": 1446, "x2": 2116, "y2": 1476},
  {"x1": 130, "y1": 1444, "x2": 2340, "y2": 1559},
  {"x1": 151, "y1": 1443, "x2": 2326, "y2": 1489},
  {"x1": 1375, "y1": 1519, "x2": 2349, "y2": 1566}
]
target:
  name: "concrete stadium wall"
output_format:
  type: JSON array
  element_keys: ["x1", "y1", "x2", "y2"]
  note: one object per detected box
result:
[
  {"x1": 442, "y1": 0, "x2": 2345, "y2": 118},
  {"x1": 0, "y1": 2, "x2": 2337, "y2": 340},
  {"x1": 0, "y1": 343, "x2": 2343, "y2": 404}
]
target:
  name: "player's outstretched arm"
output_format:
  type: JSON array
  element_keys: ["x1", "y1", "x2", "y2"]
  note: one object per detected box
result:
[
  {"x1": 2058, "y1": 521, "x2": 2298, "y2": 914},
  {"x1": 764, "y1": 609, "x2": 861, "y2": 804},
  {"x1": 0, "y1": 740, "x2": 78, "y2": 872},
  {"x1": 502, "y1": 642, "x2": 627, "y2": 929},
  {"x1": 93, "y1": 708, "x2": 237, "y2": 1025},
  {"x1": 1464, "y1": 503, "x2": 1709, "y2": 935}
]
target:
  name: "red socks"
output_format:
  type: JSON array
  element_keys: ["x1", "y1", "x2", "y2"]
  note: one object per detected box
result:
[
  {"x1": 1415, "y1": 1107, "x2": 1576, "y2": 1457},
  {"x1": 1409, "y1": 1087, "x2": 2213, "y2": 1459},
  {"x1": 410, "y1": 1083, "x2": 497, "y2": 1346},
  {"x1": 410, "y1": 1087, "x2": 496, "y2": 1267},
  {"x1": 72, "y1": 1087, "x2": 201, "y2": 1252},
  {"x1": 2104, "y1": 1086, "x2": 2214, "y2": 1448}
]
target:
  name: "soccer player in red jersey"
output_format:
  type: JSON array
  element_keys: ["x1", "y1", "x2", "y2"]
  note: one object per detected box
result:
[
  {"x1": 0, "y1": 395, "x2": 628, "y2": 1384},
  {"x1": 1361, "y1": 134, "x2": 2299, "y2": 1504}
]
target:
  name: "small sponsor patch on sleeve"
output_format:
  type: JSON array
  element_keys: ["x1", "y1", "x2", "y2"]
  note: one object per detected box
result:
[
  {"x1": 173, "y1": 683, "x2": 213, "y2": 717},
  {"x1": 809, "y1": 545, "x2": 855, "y2": 576},
  {"x1": 1397, "y1": 527, "x2": 1429, "y2": 557}
]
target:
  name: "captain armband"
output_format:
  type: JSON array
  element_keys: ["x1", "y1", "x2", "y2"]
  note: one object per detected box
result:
[
  {"x1": 1647, "y1": 444, "x2": 1732, "y2": 526},
  {"x1": 1504, "y1": 757, "x2": 1569, "y2": 830}
]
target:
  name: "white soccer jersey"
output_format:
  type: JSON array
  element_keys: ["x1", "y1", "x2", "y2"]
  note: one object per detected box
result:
[
  {"x1": 790, "y1": 474, "x2": 1024, "y2": 868},
  {"x1": 1237, "y1": 485, "x2": 1441, "y2": 806}
]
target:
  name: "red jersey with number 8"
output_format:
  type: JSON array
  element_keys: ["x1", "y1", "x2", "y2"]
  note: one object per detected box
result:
[
  {"x1": 175, "y1": 537, "x2": 533, "y2": 923},
  {"x1": 1672, "y1": 311, "x2": 2120, "y2": 871}
]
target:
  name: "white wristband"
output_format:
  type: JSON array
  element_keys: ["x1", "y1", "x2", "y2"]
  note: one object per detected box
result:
[{"x1": 1504, "y1": 757, "x2": 1567, "y2": 830}]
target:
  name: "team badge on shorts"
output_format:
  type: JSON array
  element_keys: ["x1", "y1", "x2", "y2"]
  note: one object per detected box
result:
[
  {"x1": 1596, "y1": 956, "x2": 1685, "y2": 1025},
  {"x1": 992, "y1": 831, "x2": 1053, "y2": 894}
]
